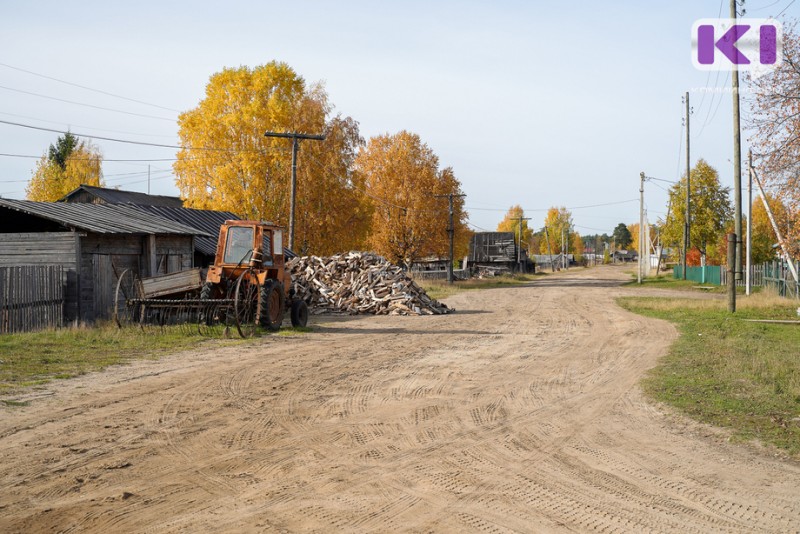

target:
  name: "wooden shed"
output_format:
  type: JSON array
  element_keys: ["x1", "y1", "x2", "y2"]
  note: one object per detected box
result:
[
  {"x1": 0, "y1": 199, "x2": 206, "y2": 323},
  {"x1": 468, "y1": 232, "x2": 532, "y2": 273},
  {"x1": 60, "y1": 185, "x2": 242, "y2": 267}
]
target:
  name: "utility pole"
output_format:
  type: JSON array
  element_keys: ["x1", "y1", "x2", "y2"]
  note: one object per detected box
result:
[
  {"x1": 731, "y1": 0, "x2": 743, "y2": 284},
  {"x1": 750, "y1": 161, "x2": 800, "y2": 285},
  {"x1": 264, "y1": 131, "x2": 326, "y2": 251},
  {"x1": 514, "y1": 215, "x2": 531, "y2": 274},
  {"x1": 147, "y1": 164, "x2": 151, "y2": 195},
  {"x1": 746, "y1": 149, "x2": 753, "y2": 295},
  {"x1": 684, "y1": 91, "x2": 691, "y2": 280},
  {"x1": 435, "y1": 193, "x2": 466, "y2": 284},
  {"x1": 543, "y1": 225, "x2": 555, "y2": 272},
  {"x1": 639, "y1": 171, "x2": 646, "y2": 284}
]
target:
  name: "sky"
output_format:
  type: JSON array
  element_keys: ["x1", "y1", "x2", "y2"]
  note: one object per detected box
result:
[{"x1": 1, "y1": 0, "x2": 798, "y2": 238}]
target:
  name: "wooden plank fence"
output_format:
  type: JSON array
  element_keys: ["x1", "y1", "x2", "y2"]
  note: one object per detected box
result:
[{"x1": 0, "y1": 265, "x2": 65, "y2": 333}]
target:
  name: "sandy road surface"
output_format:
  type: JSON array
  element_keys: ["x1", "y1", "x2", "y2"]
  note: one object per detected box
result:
[{"x1": 1, "y1": 265, "x2": 799, "y2": 533}]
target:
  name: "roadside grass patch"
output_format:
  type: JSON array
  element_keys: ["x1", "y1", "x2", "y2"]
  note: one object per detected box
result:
[
  {"x1": 619, "y1": 290, "x2": 800, "y2": 456},
  {"x1": 624, "y1": 271, "x2": 736, "y2": 293},
  {"x1": 0, "y1": 324, "x2": 208, "y2": 394}
]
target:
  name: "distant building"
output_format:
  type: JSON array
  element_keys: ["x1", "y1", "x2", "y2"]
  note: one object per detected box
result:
[
  {"x1": 467, "y1": 232, "x2": 532, "y2": 274},
  {"x1": 60, "y1": 184, "x2": 184, "y2": 208}
]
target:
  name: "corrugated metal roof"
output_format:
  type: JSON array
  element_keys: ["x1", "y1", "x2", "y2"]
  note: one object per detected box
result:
[
  {"x1": 131, "y1": 205, "x2": 238, "y2": 257},
  {"x1": 61, "y1": 184, "x2": 184, "y2": 208},
  {"x1": 0, "y1": 199, "x2": 208, "y2": 235}
]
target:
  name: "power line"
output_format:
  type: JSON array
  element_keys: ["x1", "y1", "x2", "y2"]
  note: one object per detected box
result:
[
  {"x1": 0, "y1": 152, "x2": 181, "y2": 162},
  {"x1": 0, "y1": 84, "x2": 175, "y2": 121},
  {"x1": 0, "y1": 110, "x2": 178, "y2": 138},
  {"x1": 0, "y1": 119, "x2": 289, "y2": 153},
  {"x1": 776, "y1": 0, "x2": 796, "y2": 17},
  {"x1": 0, "y1": 62, "x2": 182, "y2": 113}
]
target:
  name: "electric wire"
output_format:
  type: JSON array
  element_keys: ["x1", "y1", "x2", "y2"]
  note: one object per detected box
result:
[
  {"x1": 0, "y1": 110, "x2": 178, "y2": 138},
  {"x1": 0, "y1": 62, "x2": 182, "y2": 113},
  {"x1": 0, "y1": 119, "x2": 289, "y2": 153},
  {"x1": 0, "y1": 85, "x2": 175, "y2": 121}
]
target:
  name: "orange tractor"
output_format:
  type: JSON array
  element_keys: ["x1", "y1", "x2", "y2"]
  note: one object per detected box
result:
[
  {"x1": 201, "y1": 220, "x2": 308, "y2": 336},
  {"x1": 115, "y1": 220, "x2": 307, "y2": 337}
]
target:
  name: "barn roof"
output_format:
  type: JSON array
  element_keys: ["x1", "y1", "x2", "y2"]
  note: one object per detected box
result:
[
  {"x1": 130, "y1": 205, "x2": 238, "y2": 256},
  {"x1": 60, "y1": 184, "x2": 184, "y2": 208},
  {"x1": 0, "y1": 199, "x2": 207, "y2": 235}
]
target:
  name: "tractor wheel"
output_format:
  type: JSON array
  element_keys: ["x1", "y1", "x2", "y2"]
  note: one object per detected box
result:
[
  {"x1": 258, "y1": 280, "x2": 285, "y2": 331},
  {"x1": 290, "y1": 299, "x2": 309, "y2": 328},
  {"x1": 200, "y1": 281, "x2": 214, "y2": 300}
]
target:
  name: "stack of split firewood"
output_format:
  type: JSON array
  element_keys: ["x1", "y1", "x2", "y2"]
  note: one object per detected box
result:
[{"x1": 287, "y1": 252, "x2": 452, "y2": 316}]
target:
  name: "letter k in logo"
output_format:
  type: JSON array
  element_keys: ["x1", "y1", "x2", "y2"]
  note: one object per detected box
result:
[{"x1": 698, "y1": 24, "x2": 751, "y2": 65}]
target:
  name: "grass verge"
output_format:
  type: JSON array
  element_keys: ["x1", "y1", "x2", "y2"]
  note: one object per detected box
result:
[
  {"x1": 0, "y1": 324, "x2": 211, "y2": 395},
  {"x1": 618, "y1": 290, "x2": 800, "y2": 457},
  {"x1": 0, "y1": 322, "x2": 316, "y2": 396},
  {"x1": 624, "y1": 271, "x2": 753, "y2": 294}
]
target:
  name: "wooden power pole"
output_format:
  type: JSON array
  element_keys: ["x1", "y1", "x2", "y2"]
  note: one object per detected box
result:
[
  {"x1": 684, "y1": 91, "x2": 691, "y2": 281},
  {"x1": 516, "y1": 215, "x2": 531, "y2": 273},
  {"x1": 435, "y1": 193, "x2": 466, "y2": 284},
  {"x1": 264, "y1": 131, "x2": 326, "y2": 251},
  {"x1": 731, "y1": 0, "x2": 743, "y2": 284}
]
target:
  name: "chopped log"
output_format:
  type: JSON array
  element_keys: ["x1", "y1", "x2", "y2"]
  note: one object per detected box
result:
[{"x1": 287, "y1": 252, "x2": 452, "y2": 316}]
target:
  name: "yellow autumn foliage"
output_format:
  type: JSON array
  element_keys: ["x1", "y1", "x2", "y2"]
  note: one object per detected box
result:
[
  {"x1": 356, "y1": 131, "x2": 469, "y2": 266},
  {"x1": 174, "y1": 62, "x2": 371, "y2": 255},
  {"x1": 26, "y1": 141, "x2": 103, "y2": 202}
]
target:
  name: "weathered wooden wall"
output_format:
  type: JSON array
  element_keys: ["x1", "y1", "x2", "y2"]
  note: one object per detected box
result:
[
  {"x1": 0, "y1": 265, "x2": 65, "y2": 333},
  {"x1": 79, "y1": 234, "x2": 193, "y2": 322},
  {"x1": 0, "y1": 232, "x2": 79, "y2": 321},
  {"x1": 156, "y1": 235, "x2": 193, "y2": 275},
  {"x1": 0, "y1": 232, "x2": 194, "y2": 324}
]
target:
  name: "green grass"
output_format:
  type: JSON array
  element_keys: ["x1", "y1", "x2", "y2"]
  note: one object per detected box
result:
[
  {"x1": 624, "y1": 272, "x2": 756, "y2": 294},
  {"x1": 0, "y1": 323, "x2": 211, "y2": 394},
  {"x1": 619, "y1": 291, "x2": 800, "y2": 457},
  {"x1": 421, "y1": 273, "x2": 542, "y2": 300},
  {"x1": 0, "y1": 322, "x2": 316, "y2": 396}
]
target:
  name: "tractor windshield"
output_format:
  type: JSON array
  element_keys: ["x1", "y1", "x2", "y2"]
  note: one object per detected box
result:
[{"x1": 224, "y1": 226, "x2": 254, "y2": 265}]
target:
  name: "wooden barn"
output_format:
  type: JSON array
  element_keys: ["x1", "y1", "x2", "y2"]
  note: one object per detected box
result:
[
  {"x1": 467, "y1": 232, "x2": 532, "y2": 274},
  {"x1": 0, "y1": 199, "x2": 206, "y2": 323},
  {"x1": 60, "y1": 185, "x2": 241, "y2": 267}
]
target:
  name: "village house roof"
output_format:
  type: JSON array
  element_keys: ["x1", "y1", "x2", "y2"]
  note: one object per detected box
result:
[
  {"x1": 130, "y1": 205, "x2": 238, "y2": 257},
  {"x1": 0, "y1": 199, "x2": 207, "y2": 236},
  {"x1": 60, "y1": 184, "x2": 184, "y2": 208}
]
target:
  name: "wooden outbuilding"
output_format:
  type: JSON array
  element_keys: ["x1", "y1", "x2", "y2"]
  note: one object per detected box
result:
[{"x1": 0, "y1": 199, "x2": 206, "y2": 323}]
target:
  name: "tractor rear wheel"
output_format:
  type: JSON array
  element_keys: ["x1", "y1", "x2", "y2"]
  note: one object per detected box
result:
[
  {"x1": 290, "y1": 299, "x2": 309, "y2": 328},
  {"x1": 258, "y1": 280, "x2": 285, "y2": 331}
]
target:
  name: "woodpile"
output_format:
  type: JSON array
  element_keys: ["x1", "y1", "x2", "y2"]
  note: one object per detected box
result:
[{"x1": 287, "y1": 252, "x2": 452, "y2": 316}]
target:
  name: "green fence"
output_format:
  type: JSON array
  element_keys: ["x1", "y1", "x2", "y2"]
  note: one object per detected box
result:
[
  {"x1": 673, "y1": 261, "x2": 799, "y2": 299},
  {"x1": 672, "y1": 265, "x2": 721, "y2": 285}
]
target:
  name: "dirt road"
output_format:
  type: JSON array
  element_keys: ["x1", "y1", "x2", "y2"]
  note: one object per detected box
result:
[{"x1": 2, "y1": 265, "x2": 799, "y2": 533}]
